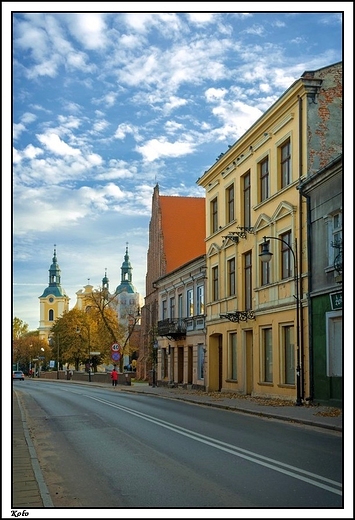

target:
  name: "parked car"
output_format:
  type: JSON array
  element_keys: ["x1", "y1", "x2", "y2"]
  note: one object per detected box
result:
[{"x1": 13, "y1": 370, "x2": 25, "y2": 381}]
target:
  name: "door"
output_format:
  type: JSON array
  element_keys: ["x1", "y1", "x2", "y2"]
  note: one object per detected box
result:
[{"x1": 245, "y1": 330, "x2": 253, "y2": 395}]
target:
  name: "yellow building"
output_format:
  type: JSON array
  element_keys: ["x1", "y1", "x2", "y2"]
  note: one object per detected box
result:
[{"x1": 197, "y1": 62, "x2": 342, "y2": 403}]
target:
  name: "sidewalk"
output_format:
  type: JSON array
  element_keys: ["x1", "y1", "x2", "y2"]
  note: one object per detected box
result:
[
  {"x1": 117, "y1": 381, "x2": 343, "y2": 432},
  {"x1": 12, "y1": 391, "x2": 53, "y2": 509},
  {"x1": 11, "y1": 380, "x2": 342, "y2": 509}
]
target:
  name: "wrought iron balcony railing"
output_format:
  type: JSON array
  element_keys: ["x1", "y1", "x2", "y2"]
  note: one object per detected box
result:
[{"x1": 157, "y1": 318, "x2": 186, "y2": 340}]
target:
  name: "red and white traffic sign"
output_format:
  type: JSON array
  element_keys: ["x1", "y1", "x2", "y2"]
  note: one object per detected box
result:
[{"x1": 111, "y1": 343, "x2": 121, "y2": 352}]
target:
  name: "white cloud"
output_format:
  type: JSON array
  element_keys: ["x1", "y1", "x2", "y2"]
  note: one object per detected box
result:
[
  {"x1": 92, "y1": 120, "x2": 110, "y2": 133},
  {"x1": 23, "y1": 144, "x2": 43, "y2": 159},
  {"x1": 187, "y1": 13, "x2": 216, "y2": 24},
  {"x1": 13, "y1": 123, "x2": 26, "y2": 140},
  {"x1": 21, "y1": 112, "x2": 37, "y2": 124},
  {"x1": 36, "y1": 132, "x2": 81, "y2": 157},
  {"x1": 66, "y1": 13, "x2": 108, "y2": 50},
  {"x1": 114, "y1": 123, "x2": 138, "y2": 140},
  {"x1": 136, "y1": 138, "x2": 196, "y2": 162},
  {"x1": 163, "y1": 96, "x2": 188, "y2": 114},
  {"x1": 205, "y1": 88, "x2": 227, "y2": 102}
]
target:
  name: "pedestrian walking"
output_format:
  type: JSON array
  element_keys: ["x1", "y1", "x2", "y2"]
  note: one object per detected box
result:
[{"x1": 111, "y1": 367, "x2": 118, "y2": 387}]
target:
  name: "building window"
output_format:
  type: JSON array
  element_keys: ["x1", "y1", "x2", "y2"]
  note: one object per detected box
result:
[
  {"x1": 49, "y1": 309, "x2": 54, "y2": 321},
  {"x1": 212, "y1": 266, "x2": 219, "y2": 301},
  {"x1": 280, "y1": 140, "x2": 291, "y2": 188},
  {"x1": 244, "y1": 251, "x2": 252, "y2": 310},
  {"x1": 187, "y1": 289, "x2": 193, "y2": 317},
  {"x1": 198, "y1": 344, "x2": 205, "y2": 379},
  {"x1": 169, "y1": 297, "x2": 175, "y2": 319},
  {"x1": 162, "y1": 300, "x2": 167, "y2": 320},
  {"x1": 211, "y1": 197, "x2": 218, "y2": 234},
  {"x1": 260, "y1": 241, "x2": 270, "y2": 285},
  {"x1": 178, "y1": 294, "x2": 183, "y2": 318},
  {"x1": 281, "y1": 231, "x2": 292, "y2": 279},
  {"x1": 227, "y1": 257, "x2": 236, "y2": 296},
  {"x1": 226, "y1": 184, "x2": 234, "y2": 224},
  {"x1": 243, "y1": 171, "x2": 251, "y2": 228},
  {"x1": 229, "y1": 333, "x2": 237, "y2": 380},
  {"x1": 259, "y1": 157, "x2": 269, "y2": 202},
  {"x1": 326, "y1": 312, "x2": 342, "y2": 377},
  {"x1": 196, "y1": 285, "x2": 204, "y2": 315},
  {"x1": 283, "y1": 325, "x2": 295, "y2": 384},
  {"x1": 262, "y1": 328, "x2": 273, "y2": 382}
]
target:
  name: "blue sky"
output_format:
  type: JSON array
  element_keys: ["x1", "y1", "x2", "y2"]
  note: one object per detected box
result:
[{"x1": 7, "y1": 6, "x2": 348, "y2": 332}]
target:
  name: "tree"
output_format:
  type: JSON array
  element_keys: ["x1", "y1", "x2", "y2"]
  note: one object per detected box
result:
[
  {"x1": 12, "y1": 318, "x2": 50, "y2": 374},
  {"x1": 86, "y1": 289, "x2": 140, "y2": 372},
  {"x1": 13, "y1": 317, "x2": 29, "y2": 340},
  {"x1": 50, "y1": 308, "x2": 93, "y2": 371}
]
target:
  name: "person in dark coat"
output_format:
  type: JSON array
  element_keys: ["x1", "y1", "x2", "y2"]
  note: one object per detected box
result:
[{"x1": 111, "y1": 367, "x2": 118, "y2": 387}]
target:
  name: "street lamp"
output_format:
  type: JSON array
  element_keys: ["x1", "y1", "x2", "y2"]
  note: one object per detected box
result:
[
  {"x1": 77, "y1": 324, "x2": 91, "y2": 382},
  {"x1": 259, "y1": 236, "x2": 302, "y2": 406}
]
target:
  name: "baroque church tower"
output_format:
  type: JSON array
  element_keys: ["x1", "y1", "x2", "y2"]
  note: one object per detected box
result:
[
  {"x1": 38, "y1": 246, "x2": 70, "y2": 341},
  {"x1": 114, "y1": 244, "x2": 143, "y2": 324}
]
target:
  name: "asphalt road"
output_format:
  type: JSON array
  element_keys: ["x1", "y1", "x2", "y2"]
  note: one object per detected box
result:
[{"x1": 15, "y1": 381, "x2": 343, "y2": 509}]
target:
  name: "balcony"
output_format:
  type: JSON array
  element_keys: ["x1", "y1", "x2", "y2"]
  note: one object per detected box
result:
[{"x1": 157, "y1": 319, "x2": 186, "y2": 340}]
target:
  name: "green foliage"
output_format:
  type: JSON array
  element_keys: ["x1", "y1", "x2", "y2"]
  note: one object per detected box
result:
[
  {"x1": 12, "y1": 319, "x2": 50, "y2": 373},
  {"x1": 13, "y1": 317, "x2": 29, "y2": 340},
  {"x1": 48, "y1": 303, "x2": 128, "y2": 371}
]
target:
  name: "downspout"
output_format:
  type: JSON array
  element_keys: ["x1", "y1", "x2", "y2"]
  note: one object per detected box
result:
[
  {"x1": 298, "y1": 95, "x2": 305, "y2": 400},
  {"x1": 299, "y1": 184, "x2": 314, "y2": 401}
]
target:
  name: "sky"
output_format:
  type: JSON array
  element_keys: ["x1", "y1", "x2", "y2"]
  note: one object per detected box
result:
[{"x1": 5, "y1": 5, "x2": 349, "y2": 334}]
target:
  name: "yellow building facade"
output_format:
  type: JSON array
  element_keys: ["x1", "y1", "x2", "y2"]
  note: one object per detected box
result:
[{"x1": 197, "y1": 76, "x2": 312, "y2": 402}]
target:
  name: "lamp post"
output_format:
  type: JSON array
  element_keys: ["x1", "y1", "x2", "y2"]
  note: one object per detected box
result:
[
  {"x1": 37, "y1": 347, "x2": 45, "y2": 377},
  {"x1": 168, "y1": 344, "x2": 174, "y2": 387},
  {"x1": 152, "y1": 340, "x2": 158, "y2": 387},
  {"x1": 259, "y1": 236, "x2": 302, "y2": 406},
  {"x1": 29, "y1": 344, "x2": 33, "y2": 375},
  {"x1": 77, "y1": 324, "x2": 91, "y2": 382},
  {"x1": 57, "y1": 335, "x2": 60, "y2": 379}
]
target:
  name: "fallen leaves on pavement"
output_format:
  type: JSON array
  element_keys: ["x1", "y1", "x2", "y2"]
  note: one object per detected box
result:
[{"x1": 184, "y1": 388, "x2": 342, "y2": 416}]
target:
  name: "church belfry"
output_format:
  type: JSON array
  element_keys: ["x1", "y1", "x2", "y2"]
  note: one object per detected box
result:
[
  {"x1": 116, "y1": 243, "x2": 135, "y2": 294},
  {"x1": 38, "y1": 245, "x2": 70, "y2": 342},
  {"x1": 102, "y1": 268, "x2": 109, "y2": 292},
  {"x1": 49, "y1": 246, "x2": 61, "y2": 285}
]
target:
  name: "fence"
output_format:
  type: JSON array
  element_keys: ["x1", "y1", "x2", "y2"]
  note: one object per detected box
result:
[{"x1": 38, "y1": 370, "x2": 133, "y2": 385}]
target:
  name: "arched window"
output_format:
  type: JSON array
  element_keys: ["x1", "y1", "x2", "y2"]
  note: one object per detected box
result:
[{"x1": 49, "y1": 309, "x2": 54, "y2": 321}]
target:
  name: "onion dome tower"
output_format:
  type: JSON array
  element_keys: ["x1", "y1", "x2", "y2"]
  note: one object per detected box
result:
[{"x1": 38, "y1": 245, "x2": 70, "y2": 341}]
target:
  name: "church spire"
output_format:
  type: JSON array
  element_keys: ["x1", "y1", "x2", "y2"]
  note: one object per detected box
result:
[
  {"x1": 102, "y1": 267, "x2": 109, "y2": 291},
  {"x1": 49, "y1": 244, "x2": 61, "y2": 286},
  {"x1": 121, "y1": 242, "x2": 132, "y2": 284},
  {"x1": 115, "y1": 243, "x2": 136, "y2": 294}
]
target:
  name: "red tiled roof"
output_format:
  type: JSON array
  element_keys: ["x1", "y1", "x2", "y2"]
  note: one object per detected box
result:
[{"x1": 160, "y1": 196, "x2": 206, "y2": 273}]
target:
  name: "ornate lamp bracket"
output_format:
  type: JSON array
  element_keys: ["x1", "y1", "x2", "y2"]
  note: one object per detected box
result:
[
  {"x1": 222, "y1": 227, "x2": 255, "y2": 243},
  {"x1": 220, "y1": 310, "x2": 255, "y2": 323},
  {"x1": 331, "y1": 239, "x2": 343, "y2": 274}
]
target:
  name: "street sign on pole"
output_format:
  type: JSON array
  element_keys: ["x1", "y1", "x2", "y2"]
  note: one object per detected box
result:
[{"x1": 90, "y1": 351, "x2": 101, "y2": 356}]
